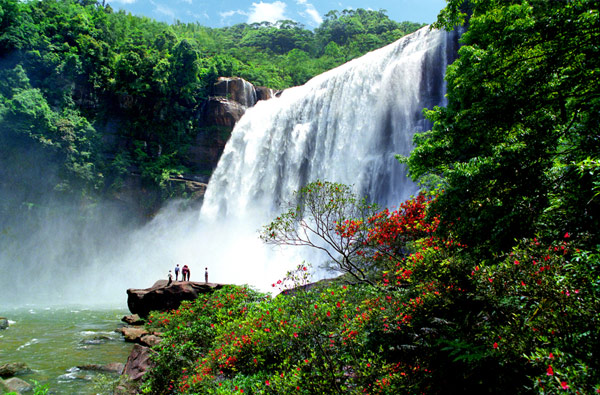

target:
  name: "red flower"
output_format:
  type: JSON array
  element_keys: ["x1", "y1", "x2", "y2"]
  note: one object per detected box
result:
[
  {"x1": 327, "y1": 311, "x2": 331, "y2": 317},
  {"x1": 265, "y1": 380, "x2": 270, "y2": 386},
  {"x1": 547, "y1": 365, "x2": 554, "y2": 376},
  {"x1": 561, "y1": 381, "x2": 569, "y2": 390},
  {"x1": 493, "y1": 342, "x2": 498, "y2": 349},
  {"x1": 564, "y1": 232, "x2": 570, "y2": 238}
]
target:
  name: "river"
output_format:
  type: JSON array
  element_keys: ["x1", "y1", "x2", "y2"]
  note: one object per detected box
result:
[{"x1": 0, "y1": 305, "x2": 133, "y2": 394}]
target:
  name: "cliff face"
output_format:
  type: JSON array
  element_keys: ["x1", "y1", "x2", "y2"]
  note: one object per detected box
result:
[
  {"x1": 186, "y1": 77, "x2": 277, "y2": 172},
  {"x1": 113, "y1": 77, "x2": 276, "y2": 215}
]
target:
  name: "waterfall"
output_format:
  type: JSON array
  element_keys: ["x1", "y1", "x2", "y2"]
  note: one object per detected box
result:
[
  {"x1": 202, "y1": 26, "x2": 460, "y2": 221},
  {"x1": 0, "y1": 27, "x2": 460, "y2": 306}
]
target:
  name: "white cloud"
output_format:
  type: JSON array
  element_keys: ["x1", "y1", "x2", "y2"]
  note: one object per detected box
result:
[
  {"x1": 296, "y1": 0, "x2": 307, "y2": 4},
  {"x1": 111, "y1": 0, "x2": 137, "y2": 4},
  {"x1": 180, "y1": 0, "x2": 192, "y2": 4},
  {"x1": 303, "y1": 3, "x2": 322, "y2": 25},
  {"x1": 247, "y1": 1, "x2": 287, "y2": 24},
  {"x1": 188, "y1": 10, "x2": 209, "y2": 20},
  {"x1": 220, "y1": 9, "x2": 247, "y2": 18},
  {"x1": 151, "y1": 1, "x2": 175, "y2": 20}
]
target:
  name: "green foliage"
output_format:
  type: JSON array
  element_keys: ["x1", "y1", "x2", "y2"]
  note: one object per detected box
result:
[
  {"x1": 141, "y1": 175, "x2": 600, "y2": 393},
  {"x1": 405, "y1": 0, "x2": 600, "y2": 252},
  {"x1": 261, "y1": 180, "x2": 380, "y2": 284},
  {"x1": 139, "y1": 1, "x2": 599, "y2": 393},
  {"x1": 0, "y1": 0, "x2": 424, "y2": 211}
]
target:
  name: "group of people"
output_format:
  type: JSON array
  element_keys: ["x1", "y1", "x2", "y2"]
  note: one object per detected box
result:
[
  {"x1": 167, "y1": 264, "x2": 209, "y2": 286},
  {"x1": 174, "y1": 264, "x2": 191, "y2": 281}
]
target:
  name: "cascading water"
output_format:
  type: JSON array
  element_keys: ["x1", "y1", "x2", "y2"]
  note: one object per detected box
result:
[
  {"x1": 191, "y1": 26, "x2": 461, "y2": 287},
  {"x1": 0, "y1": 26, "x2": 460, "y2": 307},
  {"x1": 0, "y1": 25, "x2": 460, "y2": 395},
  {"x1": 202, "y1": 26, "x2": 460, "y2": 220}
]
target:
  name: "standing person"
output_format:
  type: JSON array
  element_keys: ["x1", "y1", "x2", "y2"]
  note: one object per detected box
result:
[
  {"x1": 167, "y1": 270, "x2": 173, "y2": 286},
  {"x1": 205, "y1": 267, "x2": 208, "y2": 284},
  {"x1": 182, "y1": 265, "x2": 189, "y2": 281},
  {"x1": 174, "y1": 264, "x2": 180, "y2": 281}
]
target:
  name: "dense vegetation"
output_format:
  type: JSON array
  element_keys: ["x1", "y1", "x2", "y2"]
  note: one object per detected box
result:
[
  {"x1": 0, "y1": 0, "x2": 423, "y2": 217},
  {"x1": 140, "y1": 0, "x2": 599, "y2": 394}
]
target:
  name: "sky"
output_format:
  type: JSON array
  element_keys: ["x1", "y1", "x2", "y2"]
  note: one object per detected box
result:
[{"x1": 107, "y1": 0, "x2": 447, "y2": 29}]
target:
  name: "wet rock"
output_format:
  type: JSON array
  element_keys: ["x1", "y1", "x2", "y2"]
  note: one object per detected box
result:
[
  {"x1": 127, "y1": 280, "x2": 222, "y2": 318},
  {"x1": 140, "y1": 334, "x2": 162, "y2": 347},
  {"x1": 121, "y1": 314, "x2": 144, "y2": 326},
  {"x1": 3, "y1": 377, "x2": 32, "y2": 393},
  {"x1": 116, "y1": 327, "x2": 149, "y2": 343},
  {"x1": 212, "y1": 77, "x2": 258, "y2": 107},
  {"x1": 122, "y1": 344, "x2": 154, "y2": 382},
  {"x1": 202, "y1": 97, "x2": 247, "y2": 128},
  {"x1": 0, "y1": 378, "x2": 10, "y2": 393},
  {"x1": 0, "y1": 317, "x2": 8, "y2": 330},
  {"x1": 77, "y1": 362, "x2": 125, "y2": 375},
  {"x1": 0, "y1": 362, "x2": 30, "y2": 378}
]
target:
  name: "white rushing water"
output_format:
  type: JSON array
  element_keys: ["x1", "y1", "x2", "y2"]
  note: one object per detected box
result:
[
  {"x1": 0, "y1": 26, "x2": 460, "y2": 306},
  {"x1": 202, "y1": 26, "x2": 460, "y2": 219}
]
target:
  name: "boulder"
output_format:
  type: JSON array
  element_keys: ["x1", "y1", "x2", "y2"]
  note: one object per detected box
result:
[
  {"x1": 121, "y1": 314, "x2": 144, "y2": 326},
  {"x1": 202, "y1": 97, "x2": 247, "y2": 128},
  {"x1": 0, "y1": 317, "x2": 8, "y2": 330},
  {"x1": 3, "y1": 377, "x2": 32, "y2": 393},
  {"x1": 0, "y1": 378, "x2": 10, "y2": 393},
  {"x1": 116, "y1": 327, "x2": 149, "y2": 343},
  {"x1": 127, "y1": 280, "x2": 222, "y2": 318},
  {"x1": 256, "y1": 86, "x2": 278, "y2": 101},
  {"x1": 0, "y1": 362, "x2": 30, "y2": 378},
  {"x1": 114, "y1": 344, "x2": 155, "y2": 395},
  {"x1": 122, "y1": 344, "x2": 154, "y2": 382},
  {"x1": 140, "y1": 334, "x2": 162, "y2": 347},
  {"x1": 77, "y1": 362, "x2": 125, "y2": 375},
  {"x1": 212, "y1": 77, "x2": 258, "y2": 107}
]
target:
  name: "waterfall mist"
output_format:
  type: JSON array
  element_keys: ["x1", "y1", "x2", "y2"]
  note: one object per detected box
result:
[{"x1": 0, "y1": 26, "x2": 460, "y2": 307}]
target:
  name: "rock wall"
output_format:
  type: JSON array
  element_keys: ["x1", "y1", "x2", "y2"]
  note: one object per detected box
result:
[
  {"x1": 110, "y1": 77, "x2": 276, "y2": 216},
  {"x1": 127, "y1": 280, "x2": 223, "y2": 318}
]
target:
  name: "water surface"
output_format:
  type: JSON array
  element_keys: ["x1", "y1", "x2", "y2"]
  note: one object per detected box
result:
[{"x1": 0, "y1": 306, "x2": 133, "y2": 394}]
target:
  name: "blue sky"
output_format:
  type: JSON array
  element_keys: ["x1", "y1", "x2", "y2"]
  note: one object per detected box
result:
[{"x1": 107, "y1": 0, "x2": 447, "y2": 28}]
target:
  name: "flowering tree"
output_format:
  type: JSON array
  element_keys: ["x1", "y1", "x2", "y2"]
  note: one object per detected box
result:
[{"x1": 261, "y1": 180, "x2": 439, "y2": 285}]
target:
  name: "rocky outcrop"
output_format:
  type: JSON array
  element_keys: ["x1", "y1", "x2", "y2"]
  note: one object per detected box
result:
[
  {"x1": 123, "y1": 344, "x2": 154, "y2": 381},
  {"x1": 211, "y1": 77, "x2": 276, "y2": 108},
  {"x1": 77, "y1": 362, "x2": 125, "y2": 375},
  {"x1": 2, "y1": 377, "x2": 32, "y2": 394},
  {"x1": 115, "y1": 344, "x2": 155, "y2": 395},
  {"x1": 122, "y1": 314, "x2": 144, "y2": 326},
  {"x1": 202, "y1": 97, "x2": 248, "y2": 129},
  {"x1": 0, "y1": 362, "x2": 30, "y2": 378},
  {"x1": 127, "y1": 280, "x2": 223, "y2": 318},
  {"x1": 116, "y1": 327, "x2": 149, "y2": 343},
  {"x1": 201, "y1": 77, "x2": 277, "y2": 129},
  {"x1": 0, "y1": 317, "x2": 8, "y2": 330},
  {"x1": 140, "y1": 334, "x2": 162, "y2": 347}
]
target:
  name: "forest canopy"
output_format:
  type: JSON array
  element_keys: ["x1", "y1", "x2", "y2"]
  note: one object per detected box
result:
[{"x1": 0, "y1": 0, "x2": 424, "y2": 214}]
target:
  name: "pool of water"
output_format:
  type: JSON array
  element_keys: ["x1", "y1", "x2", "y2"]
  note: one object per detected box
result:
[{"x1": 0, "y1": 306, "x2": 134, "y2": 394}]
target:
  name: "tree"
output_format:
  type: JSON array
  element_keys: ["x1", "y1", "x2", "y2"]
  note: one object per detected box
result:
[
  {"x1": 261, "y1": 181, "x2": 441, "y2": 286},
  {"x1": 261, "y1": 181, "x2": 379, "y2": 284},
  {"x1": 404, "y1": 0, "x2": 600, "y2": 252}
]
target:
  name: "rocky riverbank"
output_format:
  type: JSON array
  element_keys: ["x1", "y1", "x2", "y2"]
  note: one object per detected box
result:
[{"x1": 115, "y1": 280, "x2": 224, "y2": 394}]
